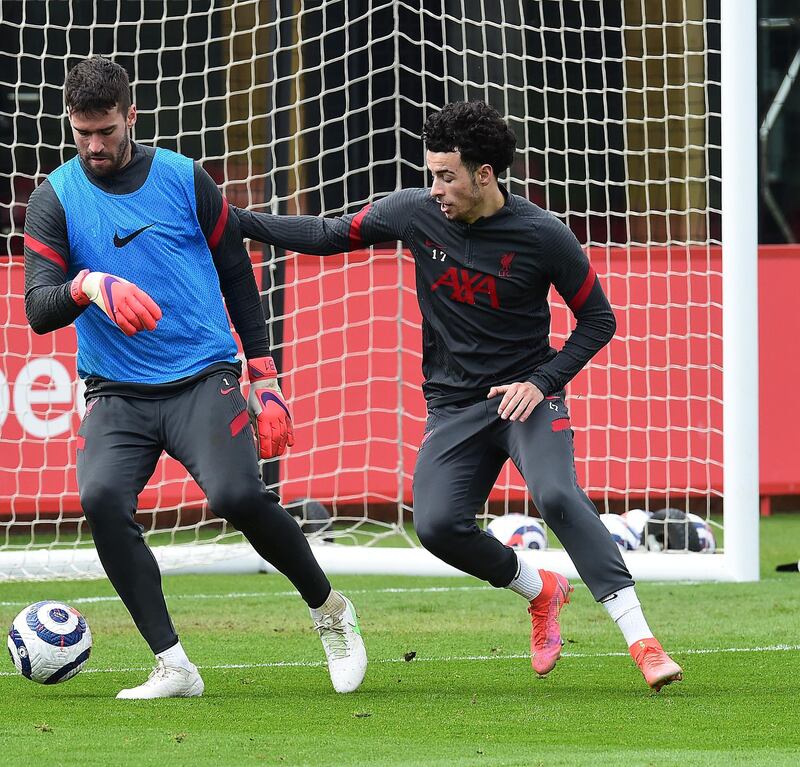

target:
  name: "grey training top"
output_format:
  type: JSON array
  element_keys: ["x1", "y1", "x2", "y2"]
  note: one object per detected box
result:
[{"x1": 235, "y1": 186, "x2": 615, "y2": 406}]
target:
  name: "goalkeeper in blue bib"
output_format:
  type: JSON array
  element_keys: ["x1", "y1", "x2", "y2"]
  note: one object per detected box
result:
[{"x1": 23, "y1": 56, "x2": 366, "y2": 699}]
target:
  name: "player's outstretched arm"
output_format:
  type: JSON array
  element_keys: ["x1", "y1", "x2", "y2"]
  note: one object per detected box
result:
[
  {"x1": 233, "y1": 206, "x2": 353, "y2": 255},
  {"x1": 233, "y1": 189, "x2": 426, "y2": 256}
]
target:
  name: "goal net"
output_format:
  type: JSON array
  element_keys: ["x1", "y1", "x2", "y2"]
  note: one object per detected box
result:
[{"x1": 0, "y1": 0, "x2": 757, "y2": 581}]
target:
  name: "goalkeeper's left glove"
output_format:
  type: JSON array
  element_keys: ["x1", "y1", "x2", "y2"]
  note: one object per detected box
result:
[
  {"x1": 247, "y1": 356, "x2": 295, "y2": 459},
  {"x1": 70, "y1": 269, "x2": 162, "y2": 337}
]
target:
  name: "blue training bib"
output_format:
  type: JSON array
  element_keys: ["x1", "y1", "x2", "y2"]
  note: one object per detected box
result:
[{"x1": 48, "y1": 148, "x2": 238, "y2": 383}]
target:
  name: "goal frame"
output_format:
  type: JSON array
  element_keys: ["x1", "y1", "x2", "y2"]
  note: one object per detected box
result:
[{"x1": 0, "y1": 0, "x2": 759, "y2": 583}]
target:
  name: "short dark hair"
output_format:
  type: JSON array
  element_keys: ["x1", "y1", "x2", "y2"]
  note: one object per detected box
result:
[
  {"x1": 422, "y1": 101, "x2": 517, "y2": 178},
  {"x1": 65, "y1": 56, "x2": 131, "y2": 116}
]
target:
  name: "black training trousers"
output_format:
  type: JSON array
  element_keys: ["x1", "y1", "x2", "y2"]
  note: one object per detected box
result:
[
  {"x1": 76, "y1": 371, "x2": 331, "y2": 654},
  {"x1": 412, "y1": 393, "x2": 634, "y2": 601}
]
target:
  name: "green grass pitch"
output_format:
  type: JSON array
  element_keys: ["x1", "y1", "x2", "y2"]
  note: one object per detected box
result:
[{"x1": 1, "y1": 515, "x2": 799, "y2": 767}]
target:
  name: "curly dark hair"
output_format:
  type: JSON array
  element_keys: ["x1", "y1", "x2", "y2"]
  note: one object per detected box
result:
[
  {"x1": 65, "y1": 56, "x2": 131, "y2": 116},
  {"x1": 422, "y1": 101, "x2": 517, "y2": 178}
]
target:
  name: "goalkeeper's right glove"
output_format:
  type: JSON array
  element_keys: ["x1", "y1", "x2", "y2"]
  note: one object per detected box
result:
[
  {"x1": 70, "y1": 269, "x2": 162, "y2": 337},
  {"x1": 246, "y1": 356, "x2": 295, "y2": 459}
]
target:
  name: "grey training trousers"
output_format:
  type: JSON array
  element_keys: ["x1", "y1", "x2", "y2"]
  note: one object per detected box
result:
[{"x1": 412, "y1": 392, "x2": 634, "y2": 601}]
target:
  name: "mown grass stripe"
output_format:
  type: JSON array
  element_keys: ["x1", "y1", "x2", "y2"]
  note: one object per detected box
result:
[{"x1": 0, "y1": 578, "x2": 740, "y2": 608}]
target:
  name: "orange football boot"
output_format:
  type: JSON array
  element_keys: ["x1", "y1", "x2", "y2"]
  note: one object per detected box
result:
[
  {"x1": 528, "y1": 569, "x2": 573, "y2": 676},
  {"x1": 630, "y1": 637, "x2": 683, "y2": 691}
]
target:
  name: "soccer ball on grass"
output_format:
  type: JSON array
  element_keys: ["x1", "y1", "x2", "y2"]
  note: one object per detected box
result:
[{"x1": 7, "y1": 601, "x2": 92, "y2": 684}]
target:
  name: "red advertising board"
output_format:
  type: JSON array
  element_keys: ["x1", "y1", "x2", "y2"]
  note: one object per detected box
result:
[
  {"x1": 277, "y1": 246, "x2": 725, "y2": 503},
  {"x1": 1, "y1": 245, "x2": 798, "y2": 518}
]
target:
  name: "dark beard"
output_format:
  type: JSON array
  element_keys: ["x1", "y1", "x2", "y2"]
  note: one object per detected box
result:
[{"x1": 83, "y1": 128, "x2": 131, "y2": 177}]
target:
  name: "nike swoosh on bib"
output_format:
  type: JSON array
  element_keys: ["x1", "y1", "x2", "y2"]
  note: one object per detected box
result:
[{"x1": 113, "y1": 223, "x2": 154, "y2": 248}]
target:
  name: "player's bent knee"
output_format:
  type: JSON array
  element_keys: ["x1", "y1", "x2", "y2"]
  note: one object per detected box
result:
[
  {"x1": 206, "y1": 485, "x2": 265, "y2": 526},
  {"x1": 414, "y1": 511, "x2": 458, "y2": 553},
  {"x1": 79, "y1": 480, "x2": 133, "y2": 524},
  {"x1": 534, "y1": 485, "x2": 580, "y2": 524}
]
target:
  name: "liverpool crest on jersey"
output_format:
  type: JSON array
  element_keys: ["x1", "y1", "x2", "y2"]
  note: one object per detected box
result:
[{"x1": 499, "y1": 251, "x2": 515, "y2": 277}]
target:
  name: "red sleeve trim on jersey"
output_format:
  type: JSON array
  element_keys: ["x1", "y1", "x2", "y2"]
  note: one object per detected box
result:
[
  {"x1": 568, "y1": 264, "x2": 596, "y2": 313},
  {"x1": 208, "y1": 195, "x2": 230, "y2": 251},
  {"x1": 24, "y1": 233, "x2": 66, "y2": 271},
  {"x1": 349, "y1": 204, "x2": 372, "y2": 249}
]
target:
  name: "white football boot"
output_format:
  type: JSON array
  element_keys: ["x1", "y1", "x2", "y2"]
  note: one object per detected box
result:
[
  {"x1": 311, "y1": 591, "x2": 367, "y2": 693},
  {"x1": 116, "y1": 659, "x2": 204, "y2": 699}
]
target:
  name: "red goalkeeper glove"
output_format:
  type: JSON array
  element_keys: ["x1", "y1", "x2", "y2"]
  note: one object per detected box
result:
[
  {"x1": 247, "y1": 356, "x2": 295, "y2": 459},
  {"x1": 70, "y1": 269, "x2": 162, "y2": 337}
]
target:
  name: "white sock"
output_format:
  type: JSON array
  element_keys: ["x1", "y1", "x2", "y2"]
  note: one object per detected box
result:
[
  {"x1": 309, "y1": 589, "x2": 346, "y2": 620},
  {"x1": 600, "y1": 586, "x2": 653, "y2": 645},
  {"x1": 506, "y1": 556, "x2": 543, "y2": 601},
  {"x1": 157, "y1": 640, "x2": 193, "y2": 670}
]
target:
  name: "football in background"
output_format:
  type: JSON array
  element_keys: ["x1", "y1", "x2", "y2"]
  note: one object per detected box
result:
[
  {"x1": 486, "y1": 513, "x2": 548, "y2": 550},
  {"x1": 644, "y1": 508, "x2": 702, "y2": 552},
  {"x1": 687, "y1": 512, "x2": 717, "y2": 553},
  {"x1": 621, "y1": 508, "x2": 651, "y2": 542},
  {"x1": 600, "y1": 514, "x2": 641, "y2": 551}
]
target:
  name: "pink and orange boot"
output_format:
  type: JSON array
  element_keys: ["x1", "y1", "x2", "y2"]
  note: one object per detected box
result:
[
  {"x1": 630, "y1": 637, "x2": 683, "y2": 691},
  {"x1": 528, "y1": 569, "x2": 573, "y2": 676}
]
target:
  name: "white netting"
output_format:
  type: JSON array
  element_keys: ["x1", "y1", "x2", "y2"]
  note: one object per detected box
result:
[{"x1": 0, "y1": 0, "x2": 729, "y2": 580}]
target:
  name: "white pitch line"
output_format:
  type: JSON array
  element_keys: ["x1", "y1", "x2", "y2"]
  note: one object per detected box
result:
[
  {"x1": 0, "y1": 585, "x2": 497, "y2": 608},
  {"x1": 1, "y1": 644, "x2": 798, "y2": 679}
]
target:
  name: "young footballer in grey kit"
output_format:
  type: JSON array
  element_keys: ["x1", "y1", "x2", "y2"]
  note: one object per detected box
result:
[
  {"x1": 235, "y1": 101, "x2": 682, "y2": 691},
  {"x1": 23, "y1": 56, "x2": 366, "y2": 699}
]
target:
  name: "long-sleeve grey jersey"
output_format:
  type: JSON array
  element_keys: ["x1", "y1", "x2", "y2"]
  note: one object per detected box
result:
[{"x1": 235, "y1": 187, "x2": 616, "y2": 405}]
